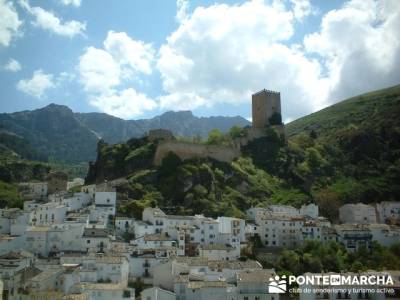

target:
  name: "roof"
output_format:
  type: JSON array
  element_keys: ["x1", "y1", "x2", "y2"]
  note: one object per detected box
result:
[
  {"x1": 31, "y1": 268, "x2": 63, "y2": 282},
  {"x1": 62, "y1": 294, "x2": 88, "y2": 300},
  {"x1": 79, "y1": 283, "x2": 126, "y2": 290},
  {"x1": 115, "y1": 216, "x2": 135, "y2": 220},
  {"x1": 0, "y1": 250, "x2": 33, "y2": 260},
  {"x1": 27, "y1": 226, "x2": 51, "y2": 233},
  {"x1": 237, "y1": 269, "x2": 276, "y2": 283},
  {"x1": 174, "y1": 256, "x2": 209, "y2": 266},
  {"x1": 166, "y1": 215, "x2": 195, "y2": 220},
  {"x1": 208, "y1": 259, "x2": 262, "y2": 270},
  {"x1": 200, "y1": 244, "x2": 233, "y2": 251},
  {"x1": 187, "y1": 280, "x2": 227, "y2": 289},
  {"x1": 143, "y1": 233, "x2": 175, "y2": 242}
]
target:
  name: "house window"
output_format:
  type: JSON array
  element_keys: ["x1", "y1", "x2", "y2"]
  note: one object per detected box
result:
[{"x1": 87, "y1": 240, "x2": 90, "y2": 244}]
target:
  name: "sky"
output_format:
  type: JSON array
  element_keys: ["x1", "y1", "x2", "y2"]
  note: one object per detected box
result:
[{"x1": 0, "y1": 0, "x2": 399, "y2": 122}]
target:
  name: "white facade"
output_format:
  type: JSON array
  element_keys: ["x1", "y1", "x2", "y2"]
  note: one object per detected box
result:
[
  {"x1": 95, "y1": 191, "x2": 116, "y2": 206},
  {"x1": 61, "y1": 254, "x2": 129, "y2": 285},
  {"x1": 134, "y1": 220, "x2": 156, "y2": 237},
  {"x1": 256, "y1": 213, "x2": 303, "y2": 248},
  {"x1": 199, "y1": 244, "x2": 239, "y2": 260},
  {"x1": 30, "y1": 203, "x2": 68, "y2": 225},
  {"x1": 141, "y1": 287, "x2": 176, "y2": 300},
  {"x1": 339, "y1": 203, "x2": 377, "y2": 224},
  {"x1": 0, "y1": 235, "x2": 25, "y2": 255},
  {"x1": 115, "y1": 217, "x2": 135, "y2": 234},
  {"x1": 80, "y1": 283, "x2": 134, "y2": 300},
  {"x1": 367, "y1": 223, "x2": 400, "y2": 247},
  {"x1": 300, "y1": 203, "x2": 319, "y2": 218}
]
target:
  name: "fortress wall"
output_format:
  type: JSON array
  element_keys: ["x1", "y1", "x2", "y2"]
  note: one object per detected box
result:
[{"x1": 154, "y1": 141, "x2": 241, "y2": 166}]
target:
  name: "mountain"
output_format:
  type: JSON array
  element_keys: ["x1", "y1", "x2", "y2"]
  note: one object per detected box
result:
[
  {"x1": 75, "y1": 110, "x2": 250, "y2": 144},
  {"x1": 0, "y1": 105, "x2": 250, "y2": 163},
  {"x1": 0, "y1": 104, "x2": 99, "y2": 163},
  {"x1": 85, "y1": 85, "x2": 400, "y2": 221}
]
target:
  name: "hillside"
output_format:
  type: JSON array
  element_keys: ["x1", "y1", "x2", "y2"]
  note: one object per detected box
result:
[
  {"x1": 86, "y1": 85, "x2": 400, "y2": 220},
  {"x1": 286, "y1": 84, "x2": 400, "y2": 138},
  {"x1": 0, "y1": 105, "x2": 250, "y2": 163},
  {"x1": 0, "y1": 104, "x2": 99, "y2": 163}
]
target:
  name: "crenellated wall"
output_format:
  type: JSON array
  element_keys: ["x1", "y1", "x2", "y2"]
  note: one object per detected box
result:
[{"x1": 153, "y1": 141, "x2": 241, "y2": 166}]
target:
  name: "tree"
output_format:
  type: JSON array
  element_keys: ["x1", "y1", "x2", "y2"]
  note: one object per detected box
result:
[
  {"x1": 268, "y1": 112, "x2": 282, "y2": 125},
  {"x1": 207, "y1": 129, "x2": 225, "y2": 145},
  {"x1": 229, "y1": 126, "x2": 245, "y2": 139}
]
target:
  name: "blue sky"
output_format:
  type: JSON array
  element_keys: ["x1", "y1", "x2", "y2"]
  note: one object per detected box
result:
[{"x1": 1, "y1": 0, "x2": 399, "y2": 122}]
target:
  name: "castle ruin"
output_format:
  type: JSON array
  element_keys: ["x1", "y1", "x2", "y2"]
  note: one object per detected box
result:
[
  {"x1": 153, "y1": 89, "x2": 284, "y2": 166},
  {"x1": 252, "y1": 89, "x2": 281, "y2": 128}
]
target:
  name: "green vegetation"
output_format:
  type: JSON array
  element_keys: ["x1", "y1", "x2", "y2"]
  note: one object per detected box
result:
[
  {"x1": 0, "y1": 180, "x2": 22, "y2": 208},
  {"x1": 257, "y1": 240, "x2": 400, "y2": 275},
  {"x1": 84, "y1": 85, "x2": 400, "y2": 219}
]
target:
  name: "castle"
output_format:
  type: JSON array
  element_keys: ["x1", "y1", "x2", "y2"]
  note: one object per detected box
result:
[{"x1": 153, "y1": 89, "x2": 283, "y2": 166}]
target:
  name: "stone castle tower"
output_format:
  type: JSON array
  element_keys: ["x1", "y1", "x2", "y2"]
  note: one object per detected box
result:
[{"x1": 252, "y1": 89, "x2": 281, "y2": 128}]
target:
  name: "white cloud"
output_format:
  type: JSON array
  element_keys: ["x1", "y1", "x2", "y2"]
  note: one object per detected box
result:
[
  {"x1": 58, "y1": 0, "x2": 81, "y2": 7},
  {"x1": 176, "y1": 0, "x2": 189, "y2": 22},
  {"x1": 157, "y1": 0, "x2": 400, "y2": 121},
  {"x1": 157, "y1": 0, "x2": 329, "y2": 119},
  {"x1": 104, "y1": 31, "x2": 155, "y2": 76},
  {"x1": 16, "y1": 69, "x2": 55, "y2": 98},
  {"x1": 19, "y1": 0, "x2": 85, "y2": 37},
  {"x1": 89, "y1": 88, "x2": 157, "y2": 119},
  {"x1": 4, "y1": 58, "x2": 21, "y2": 72},
  {"x1": 78, "y1": 46, "x2": 121, "y2": 93},
  {"x1": 0, "y1": 0, "x2": 22, "y2": 47},
  {"x1": 78, "y1": 31, "x2": 156, "y2": 118},
  {"x1": 304, "y1": 0, "x2": 400, "y2": 103},
  {"x1": 289, "y1": 0, "x2": 315, "y2": 21}
]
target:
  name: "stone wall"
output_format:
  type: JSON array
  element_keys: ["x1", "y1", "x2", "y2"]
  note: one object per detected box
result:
[{"x1": 154, "y1": 141, "x2": 241, "y2": 166}]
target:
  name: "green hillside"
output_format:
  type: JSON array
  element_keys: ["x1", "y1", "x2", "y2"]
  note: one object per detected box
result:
[
  {"x1": 286, "y1": 84, "x2": 400, "y2": 138},
  {"x1": 86, "y1": 85, "x2": 400, "y2": 220}
]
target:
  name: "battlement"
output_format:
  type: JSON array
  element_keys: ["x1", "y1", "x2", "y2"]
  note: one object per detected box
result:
[{"x1": 252, "y1": 89, "x2": 280, "y2": 97}]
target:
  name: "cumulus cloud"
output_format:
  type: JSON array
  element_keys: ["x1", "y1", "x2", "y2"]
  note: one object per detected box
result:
[
  {"x1": 104, "y1": 31, "x2": 155, "y2": 76},
  {"x1": 89, "y1": 88, "x2": 157, "y2": 119},
  {"x1": 16, "y1": 69, "x2": 55, "y2": 98},
  {"x1": 304, "y1": 0, "x2": 400, "y2": 103},
  {"x1": 78, "y1": 46, "x2": 121, "y2": 93},
  {"x1": 157, "y1": 0, "x2": 329, "y2": 119},
  {"x1": 156, "y1": 0, "x2": 400, "y2": 121},
  {"x1": 0, "y1": 0, "x2": 22, "y2": 47},
  {"x1": 58, "y1": 0, "x2": 81, "y2": 7},
  {"x1": 19, "y1": 0, "x2": 85, "y2": 37},
  {"x1": 4, "y1": 58, "x2": 21, "y2": 72},
  {"x1": 78, "y1": 31, "x2": 156, "y2": 118}
]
